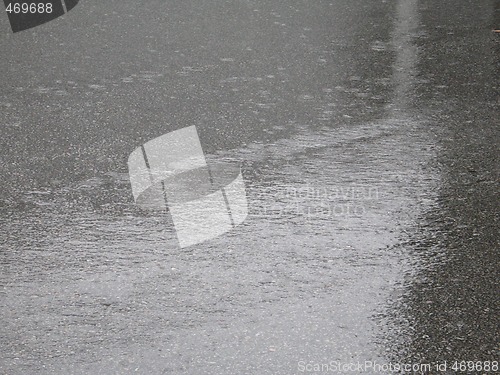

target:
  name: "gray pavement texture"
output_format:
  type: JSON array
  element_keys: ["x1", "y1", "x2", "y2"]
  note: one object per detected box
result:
[{"x1": 0, "y1": 0, "x2": 498, "y2": 374}]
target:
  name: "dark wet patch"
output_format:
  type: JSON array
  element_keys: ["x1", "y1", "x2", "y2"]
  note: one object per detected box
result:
[{"x1": 383, "y1": 0, "x2": 500, "y2": 365}]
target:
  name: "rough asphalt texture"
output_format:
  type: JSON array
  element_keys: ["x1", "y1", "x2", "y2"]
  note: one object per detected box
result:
[{"x1": 0, "y1": 0, "x2": 498, "y2": 374}]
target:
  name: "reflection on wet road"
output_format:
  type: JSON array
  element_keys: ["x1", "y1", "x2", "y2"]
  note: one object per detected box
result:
[
  {"x1": 387, "y1": 0, "x2": 500, "y2": 366},
  {"x1": 0, "y1": 0, "x2": 497, "y2": 374}
]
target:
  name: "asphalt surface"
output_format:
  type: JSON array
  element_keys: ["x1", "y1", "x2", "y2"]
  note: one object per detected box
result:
[{"x1": 0, "y1": 1, "x2": 498, "y2": 374}]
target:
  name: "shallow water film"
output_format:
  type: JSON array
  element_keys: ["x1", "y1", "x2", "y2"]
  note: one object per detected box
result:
[{"x1": 1, "y1": 1, "x2": 498, "y2": 374}]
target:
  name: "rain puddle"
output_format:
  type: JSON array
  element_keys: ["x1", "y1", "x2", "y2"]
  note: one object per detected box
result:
[{"x1": 0, "y1": 115, "x2": 441, "y2": 374}]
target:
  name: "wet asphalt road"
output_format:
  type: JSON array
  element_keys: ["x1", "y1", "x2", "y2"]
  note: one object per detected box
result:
[{"x1": 0, "y1": 1, "x2": 498, "y2": 374}]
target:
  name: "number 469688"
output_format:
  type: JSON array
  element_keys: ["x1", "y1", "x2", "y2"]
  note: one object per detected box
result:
[
  {"x1": 451, "y1": 361, "x2": 498, "y2": 372},
  {"x1": 6, "y1": 2, "x2": 53, "y2": 14}
]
